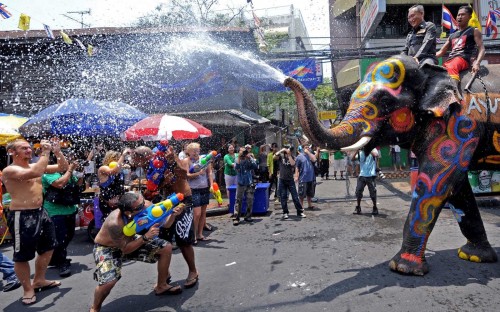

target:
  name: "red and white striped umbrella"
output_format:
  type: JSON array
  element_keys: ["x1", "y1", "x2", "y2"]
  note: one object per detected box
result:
[{"x1": 122, "y1": 114, "x2": 212, "y2": 141}]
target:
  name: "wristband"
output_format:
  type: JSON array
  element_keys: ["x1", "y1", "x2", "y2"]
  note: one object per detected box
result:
[{"x1": 142, "y1": 235, "x2": 150, "y2": 242}]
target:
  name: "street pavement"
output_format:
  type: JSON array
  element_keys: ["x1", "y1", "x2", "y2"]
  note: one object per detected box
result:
[{"x1": 1, "y1": 177, "x2": 500, "y2": 312}]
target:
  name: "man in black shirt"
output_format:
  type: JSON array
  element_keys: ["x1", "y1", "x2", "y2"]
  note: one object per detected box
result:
[
  {"x1": 273, "y1": 147, "x2": 305, "y2": 219},
  {"x1": 402, "y1": 5, "x2": 438, "y2": 65}
]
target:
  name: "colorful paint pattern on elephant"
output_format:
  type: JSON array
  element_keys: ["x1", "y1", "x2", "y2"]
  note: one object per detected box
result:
[
  {"x1": 390, "y1": 107, "x2": 415, "y2": 133},
  {"x1": 411, "y1": 112, "x2": 479, "y2": 256},
  {"x1": 343, "y1": 58, "x2": 406, "y2": 137}
]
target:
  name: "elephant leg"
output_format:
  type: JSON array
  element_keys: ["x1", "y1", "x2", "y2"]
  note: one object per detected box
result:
[
  {"x1": 388, "y1": 178, "x2": 446, "y2": 276},
  {"x1": 389, "y1": 113, "x2": 481, "y2": 275},
  {"x1": 448, "y1": 182, "x2": 498, "y2": 263}
]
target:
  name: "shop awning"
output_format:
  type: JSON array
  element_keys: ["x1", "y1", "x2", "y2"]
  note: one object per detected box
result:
[
  {"x1": 170, "y1": 108, "x2": 271, "y2": 127},
  {"x1": 336, "y1": 59, "x2": 360, "y2": 88},
  {"x1": 332, "y1": 0, "x2": 356, "y2": 18}
]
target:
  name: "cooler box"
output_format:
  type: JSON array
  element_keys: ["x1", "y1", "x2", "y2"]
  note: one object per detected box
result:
[
  {"x1": 228, "y1": 183, "x2": 270, "y2": 215},
  {"x1": 79, "y1": 199, "x2": 95, "y2": 227}
]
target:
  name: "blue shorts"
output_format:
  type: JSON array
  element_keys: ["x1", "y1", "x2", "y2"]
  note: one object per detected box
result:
[{"x1": 191, "y1": 187, "x2": 210, "y2": 207}]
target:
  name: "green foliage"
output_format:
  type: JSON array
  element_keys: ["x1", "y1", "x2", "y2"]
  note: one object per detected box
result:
[
  {"x1": 263, "y1": 32, "x2": 289, "y2": 51},
  {"x1": 133, "y1": 0, "x2": 247, "y2": 28},
  {"x1": 258, "y1": 77, "x2": 338, "y2": 119}
]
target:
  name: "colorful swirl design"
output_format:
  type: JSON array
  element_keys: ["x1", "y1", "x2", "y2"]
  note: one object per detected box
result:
[
  {"x1": 345, "y1": 58, "x2": 407, "y2": 137},
  {"x1": 389, "y1": 108, "x2": 414, "y2": 133},
  {"x1": 409, "y1": 113, "x2": 479, "y2": 257},
  {"x1": 368, "y1": 58, "x2": 406, "y2": 89}
]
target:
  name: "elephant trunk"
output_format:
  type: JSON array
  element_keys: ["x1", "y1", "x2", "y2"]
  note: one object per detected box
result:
[{"x1": 284, "y1": 77, "x2": 369, "y2": 150}]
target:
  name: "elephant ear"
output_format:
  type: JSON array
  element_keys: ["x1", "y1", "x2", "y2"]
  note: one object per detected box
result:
[{"x1": 417, "y1": 63, "x2": 461, "y2": 117}]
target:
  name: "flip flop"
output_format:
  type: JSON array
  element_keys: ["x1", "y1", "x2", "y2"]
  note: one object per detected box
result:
[
  {"x1": 155, "y1": 285, "x2": 182, "y2": 296},
  {"x1": 198, "y1": 236, "x2": 210, "y2": 242},
  {"x1": 184, "y1": 275, "x2": 199, "y2": 289},
  {"x1": 34, "y1": 281, "x2": 61, "y2": 293},
  {"x1": 203, "y1": 224, "x2": 213, "y2": 231},
  {"x1": 21, "y1": 295, "x2": 36, "y2": 305}
]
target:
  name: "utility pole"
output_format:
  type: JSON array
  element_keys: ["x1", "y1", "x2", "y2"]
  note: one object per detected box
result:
[{"x1": 61, "y1": 9, "x2": 91, "y2": 28}]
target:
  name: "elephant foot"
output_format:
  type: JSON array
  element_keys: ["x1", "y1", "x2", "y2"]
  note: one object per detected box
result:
[
  {"x1": 388, "y1": 252, "x2": 429, "y2": 276},
  {"x1": 457, "y1": 241, "x2": 498, "y2": 263}
]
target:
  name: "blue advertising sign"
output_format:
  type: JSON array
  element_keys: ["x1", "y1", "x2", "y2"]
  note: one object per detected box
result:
[{"x1": 270, "y1": 58, "x2": 323, "y2": 91}]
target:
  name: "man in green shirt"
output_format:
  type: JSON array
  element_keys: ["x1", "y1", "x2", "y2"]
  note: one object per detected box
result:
[
  {"x1": 223, "y1": 144, "x2": 238, "y2": 189},
  {"x1": 319, "y1": 149, "x2": 330, "y2": 180},
  {"x1": 332, "y1": 150, "x2": 346, "y2": 180},
  {"x1": 42, "y1": 160, "x2": 83, "y2": 277}
]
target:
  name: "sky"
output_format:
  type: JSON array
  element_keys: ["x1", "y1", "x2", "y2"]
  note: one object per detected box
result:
[{"x1": 0, "y1": 0, "x2": 329, "y2": 40}]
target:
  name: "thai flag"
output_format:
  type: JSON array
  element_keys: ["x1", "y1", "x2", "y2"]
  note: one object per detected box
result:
[
  {"x1": 442, "y1": 5, "x2": 458, "y2": 33},
  {"x1": 0, "y1": 3, "x2": 12, "y2": 19},
  {"x1": 486, "y1": 10, "x2": 498, "y2": 39},
  {"x1": 44, "y1": 24, "x2": 55, "y2": 39}
]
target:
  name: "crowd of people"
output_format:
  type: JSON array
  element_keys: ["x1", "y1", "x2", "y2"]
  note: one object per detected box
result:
[
  {"x1": 1, "y1": 5, "x2": 485, "y2": 309},
  {"x1": 1, "y1": 135, "x2": 362, "y2": 304},
  {"x1": 0, "y1": 136, "x2": 328, "y2": 309}
]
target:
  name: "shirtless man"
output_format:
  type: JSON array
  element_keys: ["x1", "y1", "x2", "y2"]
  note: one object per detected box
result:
[
  {"x1": 162, "y1": 146, "x2": 199, "y2": 287},
  {"x1": 90, "y1": 192, "x2": 183, "y2": 312},
  {"x1": 2, "y1": 138, "x2": 69, "y2": 305},
  {"x1": 133, "y1": 146, "x2": 199, "y2": 289}
]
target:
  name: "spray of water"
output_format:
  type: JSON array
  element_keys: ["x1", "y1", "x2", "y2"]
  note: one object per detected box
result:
[{"x1": 70, "y1": 32, "x2": 287, "y2": 113}]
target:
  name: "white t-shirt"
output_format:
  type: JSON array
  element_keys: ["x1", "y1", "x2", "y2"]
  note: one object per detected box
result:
[
  {"x1": 178, "y1": 151, "x2": 187, "y2": 160},
  {"x1": 83, "y1": 160, "x2": 95, "y2": 174},
  {"x1": 394, "y1": 145, "x2": 401, "y2": 153}
]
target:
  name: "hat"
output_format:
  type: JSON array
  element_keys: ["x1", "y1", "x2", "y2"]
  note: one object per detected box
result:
[{"x1": 245, "y1": 144, "x2": 252, "y2": 149}]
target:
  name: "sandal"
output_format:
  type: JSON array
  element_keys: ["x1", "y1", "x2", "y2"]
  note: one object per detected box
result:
[
  {"x1": 203, "y1": 224, "x2": 213, "y2": 231},
  {"x1": 34, "y1": 280, "x2": 61, "y2": 293},
  {"x1": 198, "y1": 236, "x2": 210, "y2": 242},
  {"x1": 21, "y1": 295, "x2": 37, "y2": 305},
  {"x1": 155, "y1": 285, "x2": 182, "y2": 296},
  {"x1": 184, "y1": 274, "x2": 199, "y2": 289}
]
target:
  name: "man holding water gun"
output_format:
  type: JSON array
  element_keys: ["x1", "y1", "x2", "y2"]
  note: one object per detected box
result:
[{"x1": 90, "y1": 192, "x2": 184, "y2": 312}]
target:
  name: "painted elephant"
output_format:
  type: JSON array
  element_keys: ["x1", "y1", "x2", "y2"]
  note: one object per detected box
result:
[{"x1": 285, "y1": 54, "x2": 500, "y2": 276}]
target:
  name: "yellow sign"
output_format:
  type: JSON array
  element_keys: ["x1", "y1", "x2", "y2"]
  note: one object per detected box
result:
[
  {"x1": 318, "y1": 111, "x2": 337, "y2": 120},
  {"x1": 18, "y1": 14, "x2": 30, "y2": 31}
]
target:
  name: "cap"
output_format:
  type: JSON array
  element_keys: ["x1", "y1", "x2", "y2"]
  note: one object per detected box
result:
[{"x1": 245, "y1": 144, "x2": 251, "y2": 148}]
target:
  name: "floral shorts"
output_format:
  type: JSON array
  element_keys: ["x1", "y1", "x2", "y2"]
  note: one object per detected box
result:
[{"x1": 93, "y1": 237, "x2": 169, "y2": 285}]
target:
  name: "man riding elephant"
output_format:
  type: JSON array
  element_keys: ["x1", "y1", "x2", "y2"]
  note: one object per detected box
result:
[
  {"x1": 436, "y1": 5, "x2": 485, "y2": 88},
  {"x1": 286, "y1": 54, "x2": 499, "y2": 276}
]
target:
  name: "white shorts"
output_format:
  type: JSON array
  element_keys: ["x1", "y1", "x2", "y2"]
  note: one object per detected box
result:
[{"x1": 333, "y1": 159, "x2": 346, "y2": 171}]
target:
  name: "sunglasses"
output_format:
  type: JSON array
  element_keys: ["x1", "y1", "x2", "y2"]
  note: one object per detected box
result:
[{"x1": 132, "y1": 200, "x2": 145, "y2": 212}]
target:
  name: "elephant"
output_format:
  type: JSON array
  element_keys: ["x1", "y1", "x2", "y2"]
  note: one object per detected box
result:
[{"x1": 285, "y1": 54, "x2": 500, "y2": 276}]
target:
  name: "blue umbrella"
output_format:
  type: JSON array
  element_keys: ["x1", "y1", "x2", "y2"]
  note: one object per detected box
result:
[{"x1": 20, "y1": 99, "x2": 147, "y2": 137}]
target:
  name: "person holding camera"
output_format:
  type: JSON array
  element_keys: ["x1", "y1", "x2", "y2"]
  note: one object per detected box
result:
[
  {"x1": 295, "y1": 146, "x2": 317, "y2": 210},
  {"x1": 233, "y1": 147, "x2": 258, "y2": 225},
  {"x1": 42, "y1": 152, "x2": 84, "y2": 277},
  {"x1": 274, "y1": 147, "x2": 305, "y2": 219}
]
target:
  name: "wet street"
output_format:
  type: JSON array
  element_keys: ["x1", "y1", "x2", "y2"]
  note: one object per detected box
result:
[{"x1": 2, "y1": 178, "x2": 500, "y2": 312}]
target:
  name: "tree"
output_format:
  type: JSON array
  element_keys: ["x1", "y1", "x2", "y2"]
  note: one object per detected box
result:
[
  {"x1": 258, "y1": 77, "x2": 338, "y2": 120},
  {"x1": 133, "y1": 0, "x2": 247, "y2": 28}
]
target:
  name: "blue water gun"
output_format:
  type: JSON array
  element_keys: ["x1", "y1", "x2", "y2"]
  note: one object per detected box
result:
[
  {"x1": 146, "y1": 140, "x2": 172, "y2": 191},
  {"x1": 189, "y1": 151, "x2": 220, "y2": 173},
  {"x1": 123, "y1": 193, "x2": 184, "y2": 236}
]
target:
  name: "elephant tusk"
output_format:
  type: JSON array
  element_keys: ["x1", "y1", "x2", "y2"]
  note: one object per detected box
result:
[{"x1": 341, "y1": 137, "x2": 372, "y2": 152}]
